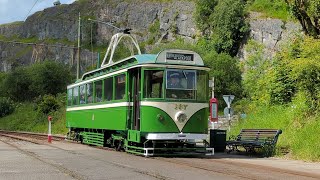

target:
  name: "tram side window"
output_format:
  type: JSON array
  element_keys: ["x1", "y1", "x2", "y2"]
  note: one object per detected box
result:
[
  {"x1": 197, "y1": 71, "x2": 208, "y2": 101},
  {"x1": 87, "y1": 83, "x2": 93, "y2": 104},
  {"x1": 115, "y1": 74, "x2": 126, "y2": 100},
  {"x1": 79, "y1": 85, "x2": 86, "y2": 104},
  {"x1": 95, "y1": 80, "x2": 103, "y2": 103},
  {"x1": 73, "y1": 86, "x2": 79, "y2": 105},
  {"x1": 144, "y1": 70, "x2": 164, "y2": 98},
  {"x1": 67, "y1": 89, "x2": 72, "y2": 106},
  {"x1": 104, "y1": 78, "x2": 113, "y2": 101}
]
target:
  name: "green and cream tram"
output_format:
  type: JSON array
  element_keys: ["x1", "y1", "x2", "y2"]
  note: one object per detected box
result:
[{"x1": 66, "y1": 32, "x2": 213, "y2": 156}]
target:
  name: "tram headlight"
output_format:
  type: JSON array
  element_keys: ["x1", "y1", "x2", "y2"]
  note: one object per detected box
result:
[
  {"x1": 157, "y1": 114, "x2": 164, "y2": 122},
  {"x1": 175, "y1": 112, "x2": 188, "y2": 123}
]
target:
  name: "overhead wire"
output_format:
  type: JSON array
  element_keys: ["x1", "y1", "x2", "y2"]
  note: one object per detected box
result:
[{"x1": 24, "y1": 0, "x2": 40, "y2": 21}]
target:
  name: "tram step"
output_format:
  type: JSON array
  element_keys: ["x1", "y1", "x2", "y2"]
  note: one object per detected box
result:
[{"x1": 80, "y1": 132, "x2": 104, "y2": 147}]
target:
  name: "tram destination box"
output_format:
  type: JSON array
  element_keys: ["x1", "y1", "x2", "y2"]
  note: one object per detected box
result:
[{"x1": 166, "y1": 52, "x2": 194, "y2": 61}]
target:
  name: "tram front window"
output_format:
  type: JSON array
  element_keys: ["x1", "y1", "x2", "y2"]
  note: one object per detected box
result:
[
  {"x1": 166, "y1": 69, "x2": 196, "y2": 99},
  {"x1": 144, "y1": 70, "x2": 164, "y2": 98}
]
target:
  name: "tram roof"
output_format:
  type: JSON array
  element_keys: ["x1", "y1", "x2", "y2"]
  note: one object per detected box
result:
[{"x1": 76, "y1": 49, "x2": 206, "y2": 83}]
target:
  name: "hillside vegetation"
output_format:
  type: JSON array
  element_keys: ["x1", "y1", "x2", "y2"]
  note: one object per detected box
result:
[{"x1": 233, "y1": 36, "x2": 320, "y2": 161}]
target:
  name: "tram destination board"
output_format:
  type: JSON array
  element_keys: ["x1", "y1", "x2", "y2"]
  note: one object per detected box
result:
[{"x1": 166, "y1": 52, "x2": 194, "y2": 61}]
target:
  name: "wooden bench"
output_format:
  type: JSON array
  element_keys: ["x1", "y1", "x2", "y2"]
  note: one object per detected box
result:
[{"x1": 226, "y1": 129, "x2": 282, "y2": 156}]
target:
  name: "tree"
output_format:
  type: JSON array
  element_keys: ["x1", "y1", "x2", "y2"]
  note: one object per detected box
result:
[
  {"x1": 195, "y1": 0, "x2": 249, "y2": 56},
  {"x1": 286, "y1": 0, "x2": 320, "y2": 37},
  {"x1": 203, "y1": 51, "x2": 243, "y2": 106},
  {"x1": 195, "y1": 0, "x2": 218, "y2": 33},
  {"x1": 2, "y1": 61, "x2": 73, "y2": 101}
]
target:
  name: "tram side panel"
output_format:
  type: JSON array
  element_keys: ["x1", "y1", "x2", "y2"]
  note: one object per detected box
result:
[{"x1": 66, "y1": 106, "x2": 127, "y2": 130}]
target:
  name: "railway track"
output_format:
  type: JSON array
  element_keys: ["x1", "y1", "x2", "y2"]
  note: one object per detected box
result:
[
  {"x1": 1, "y1": 130, "x2": 319, "y2": 180},
  {"x1": 0, "y1": 130, "x2": 65, "y2": 143}
]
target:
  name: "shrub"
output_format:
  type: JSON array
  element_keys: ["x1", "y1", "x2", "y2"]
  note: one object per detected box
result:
[
  {"x1": 2, "y1": 60, "x2": 73, "y2": 101},
  {"x1": 36, "y1": 94, "x2": 61, "y2": 115},
  {"x1": 0, "y1": 97, "x2": 15, "y2": 118},
  {"x1": 194, "y1": 0, "x2": 249, "y2": 56}
]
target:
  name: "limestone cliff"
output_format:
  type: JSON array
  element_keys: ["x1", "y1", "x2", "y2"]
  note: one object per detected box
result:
[
  {"x1": 0, "y1": 0, "x2": 196, "y2": 73},
  {"x1": 0, "y1": 0, "x2": 302, "y2": 74}
]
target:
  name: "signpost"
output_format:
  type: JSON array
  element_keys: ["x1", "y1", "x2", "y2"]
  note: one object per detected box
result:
[{"x1": 223, "y1": 95, "x2": 235, "y2": 131}]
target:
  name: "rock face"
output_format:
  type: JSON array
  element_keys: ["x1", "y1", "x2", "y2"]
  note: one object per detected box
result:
[
  {"x1": 0, "y1": 0, "x2": 196, "y2": 73},
  {"x1": 0, "y1": 1, "x2": 302, "y2": 74},
  {"x1": 238, "y1": 12, "x2": 302, "y2": 60}
]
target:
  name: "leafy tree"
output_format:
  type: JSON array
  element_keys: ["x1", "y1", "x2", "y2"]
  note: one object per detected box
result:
[
  {"x1": 242, "y1": 40, "x2": 272, "y2": 103},
  {"x1": 2, "y1": 61, "x2": 73, "y2": 101},
  {"x1": 211, "y1": 0, "x2": 249, "y2": 55},
  {"x1": 0, "y1": 72, "x2": 7, "y2": 97},
  {"x1": 195, "y1": 0, "x2": 218, "y2": 33},
  {"x1": 195, "y1": 0, "x2": 249, "y2": 56},
  {"x1": 35, "y1": 94, "x2": 60, "y2": 114},
  {"x1": 28, "y1": 60, "x2": 73, "y2": 97},
  {"x1": 203, "y1": 52, "x2": 243, "y2": 106},
  {"x1": 2, "y1": 67, "x2": 33, "y2": 101},
  {"x1": 0, "y1": 97, "x2": 15, "y2": 117},
  {"x1": 243, "y1": 36, "x2": 320, "y2": 113},
  {"x1": 286, "y1": 0, "x2": 320, "y2": 37}
]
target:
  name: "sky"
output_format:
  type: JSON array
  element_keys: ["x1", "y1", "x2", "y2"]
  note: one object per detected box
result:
[{"x1": 0, "y1": 0, "x2": 76, "y2": 25}]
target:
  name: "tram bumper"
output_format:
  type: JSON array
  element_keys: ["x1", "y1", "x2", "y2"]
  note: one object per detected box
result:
[{"x1": 139, "y1": 133, "x2": 214, "y2": 157}]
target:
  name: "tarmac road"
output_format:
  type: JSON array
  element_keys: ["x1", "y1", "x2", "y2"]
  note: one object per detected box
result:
[{"x1": 0, "y1": 136, "x2": 319, "y2": 180}]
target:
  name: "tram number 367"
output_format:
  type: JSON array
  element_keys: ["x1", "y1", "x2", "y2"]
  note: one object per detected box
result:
[{"x1": 174, "y1": 104, "x2": 188, "y2": 111}]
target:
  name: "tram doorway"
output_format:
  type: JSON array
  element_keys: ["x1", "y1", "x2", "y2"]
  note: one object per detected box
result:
[{"x1": 129, "y1": 69, "x2": 141, "y2": 130}]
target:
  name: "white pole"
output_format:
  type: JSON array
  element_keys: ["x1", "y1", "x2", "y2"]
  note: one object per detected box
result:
[
  {"x1": 228, "y1": 97, "x2": 231, "y2": 131},
  {"x1": 48, "y1": 116, "x2": 52, "y2": 143},
  {"x1": 211, "y1": 77, "x2": 214, "y2": 98}
]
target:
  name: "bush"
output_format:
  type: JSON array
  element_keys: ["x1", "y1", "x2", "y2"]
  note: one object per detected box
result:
[
  {"x1": 243, "y1": 36, "x2": 320, "y2": 113},
  {"x1": 35, "y1": 94, "x2": 61, "y2": 115},
  {"x1": 194, "y1": 0, "x2": 249, "y2": 56},
  {"x1": 0, "y1": 97, "x2": 15, "y2": 118},
  {"x1": 2, "y1": 60, "x2": 73, "y2": 101}
]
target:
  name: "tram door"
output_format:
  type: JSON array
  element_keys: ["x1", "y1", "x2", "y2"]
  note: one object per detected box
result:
[{"x1": 129, "y1": 69, "x2": 141, "y2": 130}]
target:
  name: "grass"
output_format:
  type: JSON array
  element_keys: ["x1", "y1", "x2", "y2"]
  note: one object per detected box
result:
[
  {"x1": 247, "y1": 0, "x2": 291, "y2": 21},
  {"x1": 230, "y1": 105, "x2": 320, "y2": 162},
  {"x1": 0, "y1": 102, "x2": 68, "y2": 135}
]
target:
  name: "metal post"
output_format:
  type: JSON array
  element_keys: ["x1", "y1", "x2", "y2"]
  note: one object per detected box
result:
[
  {"x1": 211, "y1": 77, "x2": 214, "y2": 98},
  {"x1": 48, "y1": 116, "x2": 52, "y2": 143},
  {"x1": 77, "y1": 12, "x2": 81, "y2": 79},
  {"x1": 227, "y1": 97, "x2": 231, "y2": 131},
  {"x1": 97, "y1": 52, "x2": 100, "y2": 69}
]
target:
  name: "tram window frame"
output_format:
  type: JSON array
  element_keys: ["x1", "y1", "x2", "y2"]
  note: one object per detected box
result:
[
  {"x1": 94, "y1": 80, "x2": 103, "y2": 103},
  {"x1": 143, "y1": 69, "x2": 164, "y2": 99},
  {"x1": 196, "y1": 71, "x2": 208, "y2": 102},
  {"x1": 114, "y1": 73, "x2": 126, "y2": 100},
  {"x1": 103, "y1": 77, "x2": 113, "y2": 102},
  {"x1": 165, "y1": 69, "x2": 197, "y2": 100},
  {"x1": 72, "y1": 86, "x2": 79, "y2": 105},
  {"x1": 87, "y1": 82, "x2": 94, "y2": 104},
  {"x1": 67, "y1": 88, "x2": 72, "y2": 106},
  {"x1": 79, "y1": 84, "x2": 86, "y2": 104}
]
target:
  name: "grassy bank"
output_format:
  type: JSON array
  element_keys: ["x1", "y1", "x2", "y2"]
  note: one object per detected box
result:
[
  {"x1": 0, "y1": 102, "x2": 68, "y2": 135},
  {"x1": 230, "y1": 105, "x2": 320, "y2": 162}
]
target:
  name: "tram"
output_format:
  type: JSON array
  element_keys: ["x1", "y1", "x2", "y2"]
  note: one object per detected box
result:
[{"x1": 66, "y1": 32, "x2": 213, "y2": 156}]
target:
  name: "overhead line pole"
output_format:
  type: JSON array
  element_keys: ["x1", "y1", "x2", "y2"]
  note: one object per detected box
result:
[{"x1": 77, "y1": 12, "x2": 81, "y2": 80}]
